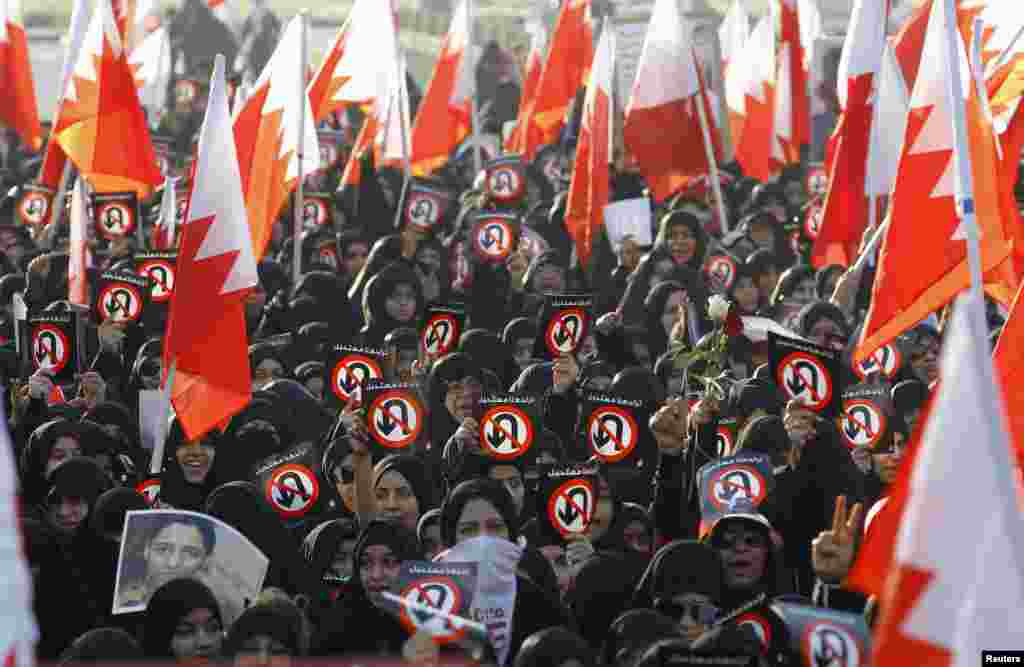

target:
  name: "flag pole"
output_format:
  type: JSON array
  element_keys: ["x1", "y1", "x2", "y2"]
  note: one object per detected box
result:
[
  {"x1": 467, "y1": 0, "x2": 482, "y2": 176},
  {"x1": 46, "y1": 165, "x2": 73, "y2": 235},
  {"x1": 946, "y1": 8, "x2": 983, "y2": 297},
  {"x1": 693, "y1": 57, "x2": 731, "y2": 236},
  {"x1": 149, "y1": 361, "x2": 176, "y2": 479},
  {"x1": 391, "y1": 44, "x2": 413, "y2": 231},
  {"x1": 293, "y1": 10, "x2": 309, "y2": 287},
  {"x1": 989, "y1": 21, "x2": 1024, "y2": 74}
]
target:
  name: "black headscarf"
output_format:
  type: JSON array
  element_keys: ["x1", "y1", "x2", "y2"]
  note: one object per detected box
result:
[
  {"x1": 511, "y1": 628, "x2": 593, "y2": 667},
  {"x1": 302, "y1": 518, "x2": 361, "y2": 587},
  {"x1": 359, "y1": 262, "x2": 425, "y2": 347},
  {"x1": 426, "y1": 353, "x2": 485, "y2": 449},
  {"x1": 458, "y1": 328, "x2": 519, "y2": 388},
  {"x1": 203, "y1": 482, "x2": 317, "y2": 596},
  {"x1": 141, "y1": 578, "x2": 222, "y2": 659},
  {"x1": 632, "y1": 540, "x2": 725, "y2": 609},
  {"x1": 59, "y1": 627, "x2": 143, "y2": 664},
  {"x1": 158, "y1": 419, "x2": 226, "y2": 512},
  {"x1": 88, "y1": 487, "x2": 148, "y2": 540},
  {"x1": 601, "y1": 610, "x2": 681, "y2": 666},
  {"x1": 225, "y1": 601, "x2": 307, "y2": 657},
  {"x1": 374, "y1": 454, "x2": 435, "y2": 517},
  {"x1": 566, "y1": 554, "x2": 646, "y2": 648},
  {"x1": 21, "y1": 418, "x2": 84, "y2": 506},
  {"x1": 311, "y1": 519, "x2": 421, "y2": 657},
  {"x1": 440, "y1": 478, "x2": 520, "y2": 547}
]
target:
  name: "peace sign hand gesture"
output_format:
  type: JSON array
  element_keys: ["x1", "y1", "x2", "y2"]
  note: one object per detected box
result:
[{"x1": 811, "y1": 495, "x2": 864, "y2": 584}]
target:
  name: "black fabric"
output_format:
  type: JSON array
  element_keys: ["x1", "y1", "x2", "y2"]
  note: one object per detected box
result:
[
  {"x1": 311, "y1": 520, "x2": 421, "y2": 657},
  {"x1": 632, "y1": 540, "x2": 724, "y2": 609},
  {"x1": 440, "y1": 478, "x2": 520, "y2": 547},
  {"x1": 58, "y1": 627, "x2": 143, "y2": 664},
  {"x1": 203, "y1": 482, "x2": 318, "y2": 596},
  {"x1": 141, "y1": 578, "x2": 222, "y2": 659}
]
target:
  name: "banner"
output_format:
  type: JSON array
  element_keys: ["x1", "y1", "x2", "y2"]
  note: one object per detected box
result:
[
  {"x1": 301, "y1": 193, "x2": 335, "y2": 230},
  {"x1": 697, "y1": 453, "x2": 775, "y2": 537},
  {"x1": 402, "y1": 180, "x2": 458, "y2": 232},
  {"x1": 771, "y1": 601, "x2": 872, "y2": 667},
  {"x1": 420, "y1": 304, "x2": 466, "y2": 358},
  {"x1": 469, "y1": 212, "x2": 520, "y2": 264},
  {"x1": 92, "y1": 191, "x2": 140, "y2": 241},
  {"x1": 532, "y1": 293, "x2": 593, "y2": 360},
  {"x1": 252, "y1": 441, "x2": 329, "y2": 526},
  {"x1": 579, "y1": 393, "x2": 651, "y2": 465},
  {"x1": 483, "y1": 155, "x2": 527, "y2": 205},
  {"x1": 384, "y1": 561, "x2": 479, "y2": 645},
  {"x1": 839, "y1": 381, "x2": 894, "y2": 451},
  {"x1": 768, "y1": 332, "x2": 842, "y2": 418},
  {"x1": 93, "y1": 269, "x2": 151, "y2": 326},
  {"x1": 363, "y1": 381, "x2": 425, "y2": 453},
  {"x1": 477, "y1": 394, "x2": 542, "y2": 462},
  {"x1": 536, "y1": 463, "x2": 601, "y2": 544},
  {"x1": 16, "y1": 184, "x2": 55, "y2": 227},
  {"x1": 26, "y1": 312, "x2": 77, "y2": 384},
  {"x1": 324, "y1": 344, "x2": 386, "y2": 408}
]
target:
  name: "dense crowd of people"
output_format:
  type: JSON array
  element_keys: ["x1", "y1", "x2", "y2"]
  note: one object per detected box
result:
[{"x1": 0, "y1": 1, "x2": 998, "y2": 666}]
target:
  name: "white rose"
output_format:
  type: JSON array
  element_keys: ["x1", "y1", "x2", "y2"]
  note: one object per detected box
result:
[{"x1": 708, "y1": 294, "x2": 731, "y2": 324}]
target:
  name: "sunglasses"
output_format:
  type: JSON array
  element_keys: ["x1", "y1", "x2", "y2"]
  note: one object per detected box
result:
[
  {"x1": 713, "y1": 532, "x2": 768, "y2": 551},
  {"x1": 653, "y1": 598, "x2": 720, "y2": 625}
]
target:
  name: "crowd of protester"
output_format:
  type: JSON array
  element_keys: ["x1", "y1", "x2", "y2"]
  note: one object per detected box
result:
[{"x1": 0, "y1": 2, "x2": 998, "y2": 666}]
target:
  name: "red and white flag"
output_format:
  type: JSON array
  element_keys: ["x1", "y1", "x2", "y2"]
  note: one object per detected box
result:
[
  {"x1": 50, "y1": 0, "x2": 162, "y2": 196},
  {"x1": 128, "y1": 25, "x2": 171, "y2": 120},
  {"x1": 772, "y1": 0, "x2": 815, "y2": 166},
  {"x1": 873, "y1": 291, "x2": 1024, "y2": 667},
  {"x1": 0, "y1": 397, "x2": 37, "y2": 667},
  {"x1": 232, "y1": 15, "x2": 319, "y2": 260},
  {"x1": 307, "y1": 0, "x2": 402, "y2": 123},
  {"x1": 409, "y1": 0, "x2": 474, "y2": 176},
  {"x1": 564, "y1": 21, "x2": 613, "y2": 270},
  {"x1": 865, "y1": 41, "x2": 910, "y2": 200},
  {"x1": 68, "y1": 178, "x2": 90, "y2": 308},
  {"x1": 812, "y1": 0, "x2": 888, "y2": 267},
  {"x1": 0, "y1": 0, "x2": 42, "y2": 151},
  {"x1": 164, "y1": 55, "x2": 258, "y2": 442},
  {"x1": 152, "y1": 174, "x2": 177, "y2": 251},
  {"x1": 505, "y1": 25, "x2": 546, "y2": 154},
  {"x1": 728, "y1": 17, "x2": 775, "y2": 181},
  {"x1": 38, "y1": 0, "x2": 90, "y2": 191},
  {"x1": 718, "y1": 0, "x2": 749, "y2": 76},
  {"x1": 526, "y1": 0, "x2": 594, "y2": 161},
  {"x1": 624, "y1": 0, "x2": 720, "y2": 203},
  {"x1": 855, "y1": 0, "x2": 1018, "y2": 362}
]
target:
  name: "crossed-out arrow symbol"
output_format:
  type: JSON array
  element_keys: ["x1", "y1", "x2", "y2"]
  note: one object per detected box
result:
[
  {"x1": 485, "y1": 415, "x2": 523, "y2": 451},
  {"x1": 593, "y1": 415, "x2": 626, "y2": 452},
  {"x1": 844, "y1": 410, "x2": 877, "y2": 440},
  {"x1": 425, "y1": 320, "x2": 450, "y2": 351},
  {"x1": 553, "y1": 317, "x2": 578, "y2": 348},
  {"x1": 556, "y1": 489, "x2": 591, "y2": 528},
  {"x1": 786, "y1": 366, "x2": 823, "y2": 404},
  {"x1": 376, "y1": 402, "x2": 414, "y2": 437},
  {"x1": 407, "y1": 583, "x2": 454, "y2": 629}
]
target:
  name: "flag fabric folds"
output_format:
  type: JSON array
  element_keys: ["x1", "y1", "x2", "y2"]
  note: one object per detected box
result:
[{"x1": 164, "y1": 55, "x2": 259, "y2": 442}]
